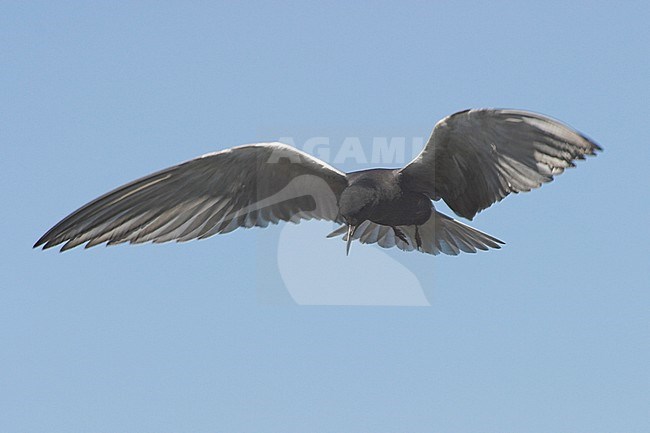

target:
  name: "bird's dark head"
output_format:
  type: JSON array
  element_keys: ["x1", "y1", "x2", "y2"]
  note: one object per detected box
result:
[
  {"x1": 338, "y1": 185, "x2": 378, "y2": 255},
  {"x1": 339, "y1": 184, "x2": 378, "y2": 225}
]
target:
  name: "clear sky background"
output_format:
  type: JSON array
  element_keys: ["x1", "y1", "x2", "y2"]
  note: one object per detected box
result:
[{"x1": 2, "y1": 1, "x2": 649, "y2": 432}]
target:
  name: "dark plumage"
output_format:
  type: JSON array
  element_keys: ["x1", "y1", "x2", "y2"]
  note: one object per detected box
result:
[{"x1": 35, "y1": 109, "x2": 601, "y2": 255}]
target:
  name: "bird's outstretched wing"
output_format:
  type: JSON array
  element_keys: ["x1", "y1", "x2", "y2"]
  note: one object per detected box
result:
[
  {"x1": 399, "y1": 109, "x2": 602, "y2": 220},
  {"x1": 327, "y1": 210, "x2": 503, "y2": 256},
  {"x1": 35, "y1": 142, "x2": 347, "y2": 251}
]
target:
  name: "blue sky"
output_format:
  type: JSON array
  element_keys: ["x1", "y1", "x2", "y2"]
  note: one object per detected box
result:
[{"x1": 2, "y1": 1, "x2": 649, "y2": 432}]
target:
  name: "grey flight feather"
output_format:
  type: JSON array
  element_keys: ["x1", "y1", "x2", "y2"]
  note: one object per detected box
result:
[
  {"x1": 34, "y1": 143, "x2": 348, "y2": 251},
  {"x1": 399, "y1": 109, "x2": 602, "y2": 220}
]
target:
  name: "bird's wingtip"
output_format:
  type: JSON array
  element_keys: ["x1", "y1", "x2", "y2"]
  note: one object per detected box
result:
[{"x1": 33, "y1": 237, "x2": 46, "y2": 250}]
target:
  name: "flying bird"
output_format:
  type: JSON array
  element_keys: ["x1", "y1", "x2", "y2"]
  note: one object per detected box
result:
[{"x1": 34, "y1": 109, "x2": 601, "y2": 255}]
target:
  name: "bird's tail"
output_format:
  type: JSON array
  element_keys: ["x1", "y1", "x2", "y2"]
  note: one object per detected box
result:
[{"x1": 327, "y1": 210, "x2": 504, "y2": 255}]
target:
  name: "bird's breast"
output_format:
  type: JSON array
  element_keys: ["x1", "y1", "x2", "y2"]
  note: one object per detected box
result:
[{"x1": 369, "y1": 191, "x2": 432, "y2": 227}]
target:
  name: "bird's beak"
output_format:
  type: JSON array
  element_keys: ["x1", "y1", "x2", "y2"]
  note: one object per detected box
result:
[{"x1": 346, "y1": 224, "x2": 357, "y2": 256}]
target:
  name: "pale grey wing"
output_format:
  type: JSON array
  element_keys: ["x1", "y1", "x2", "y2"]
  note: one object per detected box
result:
[
  {"x1": 35, "y1": 142, "x2": 348, "y2": 251},
  {"x1": 400, "y1": 109, "x2": 602, "y2": 220},
  {"x1": 327, "y1": 210, "x2": 503, "y2": 256}
]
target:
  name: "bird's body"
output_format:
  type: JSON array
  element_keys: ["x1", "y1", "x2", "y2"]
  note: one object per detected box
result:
[
  {"x1": 35, "y1": 109, "x2": 601, "y2": 256},
  {"x1": 340, "y1": 169, "x2": 431, "y2": 227}
]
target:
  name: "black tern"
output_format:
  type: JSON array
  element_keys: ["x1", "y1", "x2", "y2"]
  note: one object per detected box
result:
[{"x1": 35, "y1": 109, "x2": 601, "y2": 255}]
